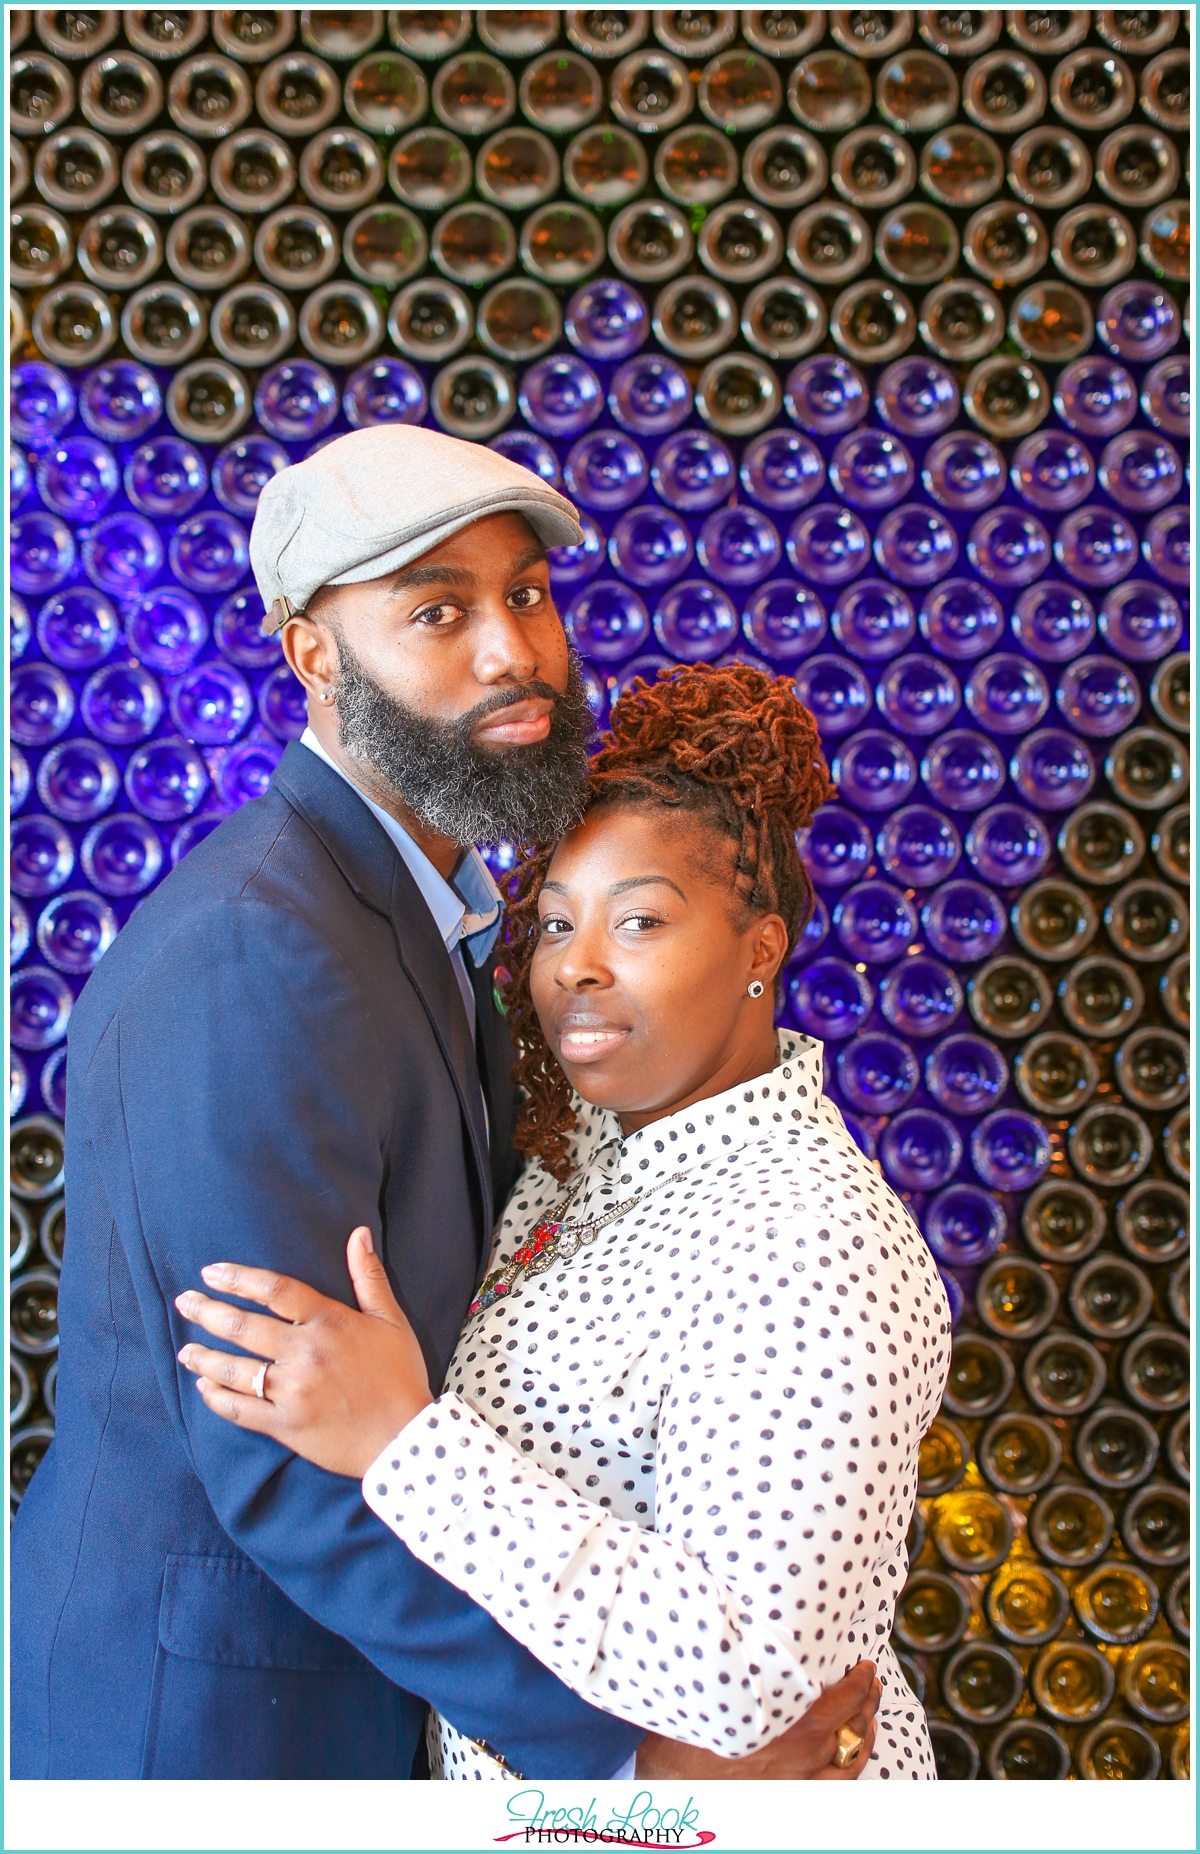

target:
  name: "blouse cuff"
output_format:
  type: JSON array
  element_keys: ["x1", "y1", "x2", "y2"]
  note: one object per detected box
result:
[{"x1": 362, "y1": 1394, "x2": 474, "y2": 1541}]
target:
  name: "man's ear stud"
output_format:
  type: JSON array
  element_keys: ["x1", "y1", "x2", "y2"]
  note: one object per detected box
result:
[{"x1": 747, "y1": 980, "x2": 765, "y2": 999}]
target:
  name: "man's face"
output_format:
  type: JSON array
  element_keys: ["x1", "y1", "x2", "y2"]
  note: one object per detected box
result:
[
  {"x1": 300, "y1": 510, "x2": 571, "y2": 738},
  {"x1": 283, "y1": 511, "x2": 594, "y2": 848}
]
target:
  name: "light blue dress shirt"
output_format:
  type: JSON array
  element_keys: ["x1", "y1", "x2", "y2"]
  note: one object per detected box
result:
[{"x1": 300, "y1": 729, "x2": 501, "y2": 1037}]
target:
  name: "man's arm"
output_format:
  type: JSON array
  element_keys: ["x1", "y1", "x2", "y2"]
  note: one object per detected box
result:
[{"x1": 88, "y1": 896, "x2": 641, "y2": 1779}]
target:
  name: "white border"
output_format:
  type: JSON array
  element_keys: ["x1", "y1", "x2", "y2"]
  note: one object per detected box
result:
[{"x1": 3, "y1": 1772, "x2": 1198, "y2": 1852}]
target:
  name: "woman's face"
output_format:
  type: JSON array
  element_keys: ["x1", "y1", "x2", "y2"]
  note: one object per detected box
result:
[{"x1": 530, "y1": 802, "x2": 788, "y2": 1132}]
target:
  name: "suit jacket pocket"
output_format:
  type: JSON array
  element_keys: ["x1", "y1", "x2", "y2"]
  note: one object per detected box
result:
[
  {"x1": 158, "y1": 1551, "x2": 369, "y2": 1671},
  {"x1": 141, "y1": 1554, "x2": 405, "y2": 1779}
]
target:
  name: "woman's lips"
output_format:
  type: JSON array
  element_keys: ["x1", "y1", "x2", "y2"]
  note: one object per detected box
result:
[{"x1": 557, "y1": 1026, "x2": 631, "y2": 1064}]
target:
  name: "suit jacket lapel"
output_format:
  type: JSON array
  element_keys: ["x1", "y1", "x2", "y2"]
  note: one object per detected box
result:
[
  {"x1": 469, "y1": 951, "x2": 517, "y2": 1218},
  {"x1": 273, "y1": 742, "x2": 493, "y2": 1236}
]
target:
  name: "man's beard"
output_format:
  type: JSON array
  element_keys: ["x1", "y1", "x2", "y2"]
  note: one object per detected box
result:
[{"x1": 329, "y1": 633, "x2": 595, "y2": 848}]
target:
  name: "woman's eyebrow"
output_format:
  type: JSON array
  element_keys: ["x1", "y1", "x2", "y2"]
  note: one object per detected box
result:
[{"x1": 609, "y1": 875, "x2": 687, "y2": 900}]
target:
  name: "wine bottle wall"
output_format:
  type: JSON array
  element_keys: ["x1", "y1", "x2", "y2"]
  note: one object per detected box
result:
[{"x1": 8, "y1": 7, "x2": 1190, "y2": 1780}]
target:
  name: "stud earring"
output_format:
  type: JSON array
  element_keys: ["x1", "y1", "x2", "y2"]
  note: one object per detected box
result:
[
  {"x1": 320, "y1": 688, "x2": 335, "y2": 704},
  {"x1": 747, "y1": 980, "x2": 765, "y2": 998}
]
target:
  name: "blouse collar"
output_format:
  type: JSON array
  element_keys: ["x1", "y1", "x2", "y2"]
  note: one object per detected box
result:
[{"x1": 567, "y1": 1031, "x2": 825, "y2": 1202}]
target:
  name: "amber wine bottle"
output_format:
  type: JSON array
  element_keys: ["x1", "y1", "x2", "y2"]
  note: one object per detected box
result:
[
  {"x1": 916, "y1": 1416, "x2": 969, "y2": 1495},
  {"x1": 976, "y1": 1256, "x2": 1059, "y2": 1340},
  {"x1": 1023, "y1": 1330, "x2": 1107, "y2": 1416},
  {"x1": 928, "y1": 1720, "x2": 980, "y2": 1782},
  {"x1": 1120, "y1": 1638, "x2": 1187, "y2": 1720},
  {"x1": 1021, "y1": 1179, "x2": 1105, "y2": 1262},
  {"x1": 985, "y1": 1719, "x2": 1071, "y2": 1782},
  {"x1": 941, "y1": 1642, "x2": 1024, "y2": 1725},
  {"x1": 978, "y1": 1411, "x2": 1063, "y2": 1495},
  {"x1": 893, "y1": 1569, "x2": 970, "y2": 1653},
  {"x1": 985, "y1": 1561, "x2": 1071, "y2": 1646},
  {"x1": 1120, "y1": 1324, "x2": 1191, "y2": 1413},
  {"x1": 1075, "y1": 1402, "x2": 1160, "y2": 1489},
  {"x1": 1068, "y1": 1254, "x2": 1153, "y2": 1339},
  {"x1": 1078, "y1": 1720, "x2": 1162, "y2": 1781},
  {"x1": 931, "y1": 1489, "x2": 1014, "y2": 1575},
  {"x1": 1073, "y1": 1560, "x2": 1159, "y2": 1645},
  {"x1": 1120, "y1": 1480, "x2": 1190, "y2": 1568},
  {"x1": 1029, "y1": 1482, "x2": 1115, "y2": 1567},
  {"x1": 941, "y1": 1332, "x2": 1015, "y2": 1417},
  {"x1": 1032, "y1": 1639, "x2": 1116, "y2": 1723}
]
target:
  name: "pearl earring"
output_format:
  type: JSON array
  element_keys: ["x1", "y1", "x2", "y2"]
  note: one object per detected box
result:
[{"x1": 747, "y1": 980, "x2": 765, "y2": 999}]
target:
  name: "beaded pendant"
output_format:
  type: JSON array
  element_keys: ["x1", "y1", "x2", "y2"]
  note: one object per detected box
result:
[{"x1": 466, "y1": 1182, "x2": 582, "y2": 1319}]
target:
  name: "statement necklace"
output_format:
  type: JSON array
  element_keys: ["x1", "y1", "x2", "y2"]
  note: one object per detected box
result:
[{"x1": 466, "y1": 1165, "x2": 689, "y2": 1320}]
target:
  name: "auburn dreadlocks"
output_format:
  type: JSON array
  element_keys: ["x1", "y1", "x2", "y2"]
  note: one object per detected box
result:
[{"x1": 499, "y1": 661, "x2": 835, "y2": 1183}]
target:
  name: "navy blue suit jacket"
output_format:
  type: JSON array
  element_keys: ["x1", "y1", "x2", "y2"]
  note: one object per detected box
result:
[{"x1": 11, "y1": 742, "x2": 641, "y2": 1780}]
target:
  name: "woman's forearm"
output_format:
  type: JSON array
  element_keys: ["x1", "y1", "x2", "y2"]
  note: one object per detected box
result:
[{"x1": 363, "y1": 1391, "x2": 823, "y2": 1756}]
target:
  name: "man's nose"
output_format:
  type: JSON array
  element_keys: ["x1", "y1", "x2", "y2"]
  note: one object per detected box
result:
[{"x1": 473, "y1": 602, "x2": 542, "y2": 685}]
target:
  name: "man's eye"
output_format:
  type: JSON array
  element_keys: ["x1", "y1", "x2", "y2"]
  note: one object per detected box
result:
[
  {"x1": 508, "y1": 584, "x2": 545, "y2": 612},
  {"x1": 415, "y1": 601, "x2": 465, "y2": 627}
]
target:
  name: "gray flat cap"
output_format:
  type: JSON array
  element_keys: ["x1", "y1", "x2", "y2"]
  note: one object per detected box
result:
[{"x1": 250, "y1": 425, "x2": 583, "y2": 631}]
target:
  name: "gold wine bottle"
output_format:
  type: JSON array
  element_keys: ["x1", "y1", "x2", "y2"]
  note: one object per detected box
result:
[
  {"x1": 1073, "y1": 1559, "x2": 1159, "y2": 1645},
  {"x1": 1014, "y1": 1031, "x2": 1099, "y2": 1114},
  {"x1": 1067, "y1": 1253, "x2": 1153, "y2": 1339},
  {"x1": 928, "y1": 1720, "x2": 980, "y2": 1781},
  {"x1": 1120, "y1": 1479, "x2": 1190, "y2": 1567},
  {"x1": 941, "y1": 1642, "x2": 1024, "y2": 1725},
  {"x1": 1075, "y1": 1402, "x2": 1160, "y2": 1489},
  {"x1": 1120, "y1": 1640, "x2": 1190, "y2": 1724},
  {"x1": 9, "y1": 1115, "x2": 66, "y2": 1200},
  {"x1": 1120, "y1": 1324, "x2": 1190, "y2": 1413},
  {"x1": 893, "y1": 1568, "x2": 970, "y2": 1653},
  {"x1": 986, "y1": 1719, "x2": 1072, "y2": 1782},
  {"x1": 1031, "y1": 1639, "x2": 1115, "y2": 1724},
  {"x1": 1028, "y1": 1482, "x2": 1114, "y2": 1568},
  {"x1": 986, "y1": 1561, "x2": 1071, "y2": 1646},
  {"x1": 1021, "y1": 1179, "x2": 1105, "y2": 1262},
  {"x1": 1077, "y1": 1719, "x2": 1162, "y2": 1781},
  {"x1": 976, "y1": 1256, "x2": 1059, "y2": 1340},
  {"x1": 1022, "y1": 1330, "x2": 1106, "y2": 1415},
  {"x1": 978, "y1": 1412, "x2": 1062, "y2": 1495},
  {"x1": 916, "y1": 1415, "x2": 970, "y2": 1495},
  {"x1": 931, "y1": 1489, "x2": 1014, "y2": 1574},
  {"x1": 1115, "y1": 1178, "x2": 1190, "y2": 1264},
  {"x1": 941, "y1": 1332, "x2": 1015, "y2": 1417}
]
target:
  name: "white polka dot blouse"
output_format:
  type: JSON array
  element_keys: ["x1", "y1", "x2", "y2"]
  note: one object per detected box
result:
[{"x1": 363, "y1": 1032, "x2": 953, "y2": 1781}]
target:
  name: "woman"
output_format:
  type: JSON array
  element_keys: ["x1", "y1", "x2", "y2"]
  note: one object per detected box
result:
[{"x1": 178, "y1": 663, "x2": 951, "y2": 1780}]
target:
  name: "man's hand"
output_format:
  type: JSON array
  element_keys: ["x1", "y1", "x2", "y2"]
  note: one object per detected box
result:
[{"x1": 634, "y1": 1661, "x2": 880, "y2": 1781}]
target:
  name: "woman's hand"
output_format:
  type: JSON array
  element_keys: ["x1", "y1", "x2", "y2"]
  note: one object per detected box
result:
[{"x1": 176, "y1": 1229, "x2": 432, "y2": 1478}]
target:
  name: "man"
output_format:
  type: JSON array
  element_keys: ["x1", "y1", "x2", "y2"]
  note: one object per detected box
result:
[{"x1": 11, "y1": 427, "x2": 877, "y2": 1780}]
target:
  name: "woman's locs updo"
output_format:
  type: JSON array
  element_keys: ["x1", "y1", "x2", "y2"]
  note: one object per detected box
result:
[{"x1": 501, "y1": 662, "x2": 835, "y2": 1181}]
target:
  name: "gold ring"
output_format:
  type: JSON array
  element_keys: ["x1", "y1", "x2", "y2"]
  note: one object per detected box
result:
[{"x1": 834, "y1": 1725, "x2": 864, "y2": 1768}]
